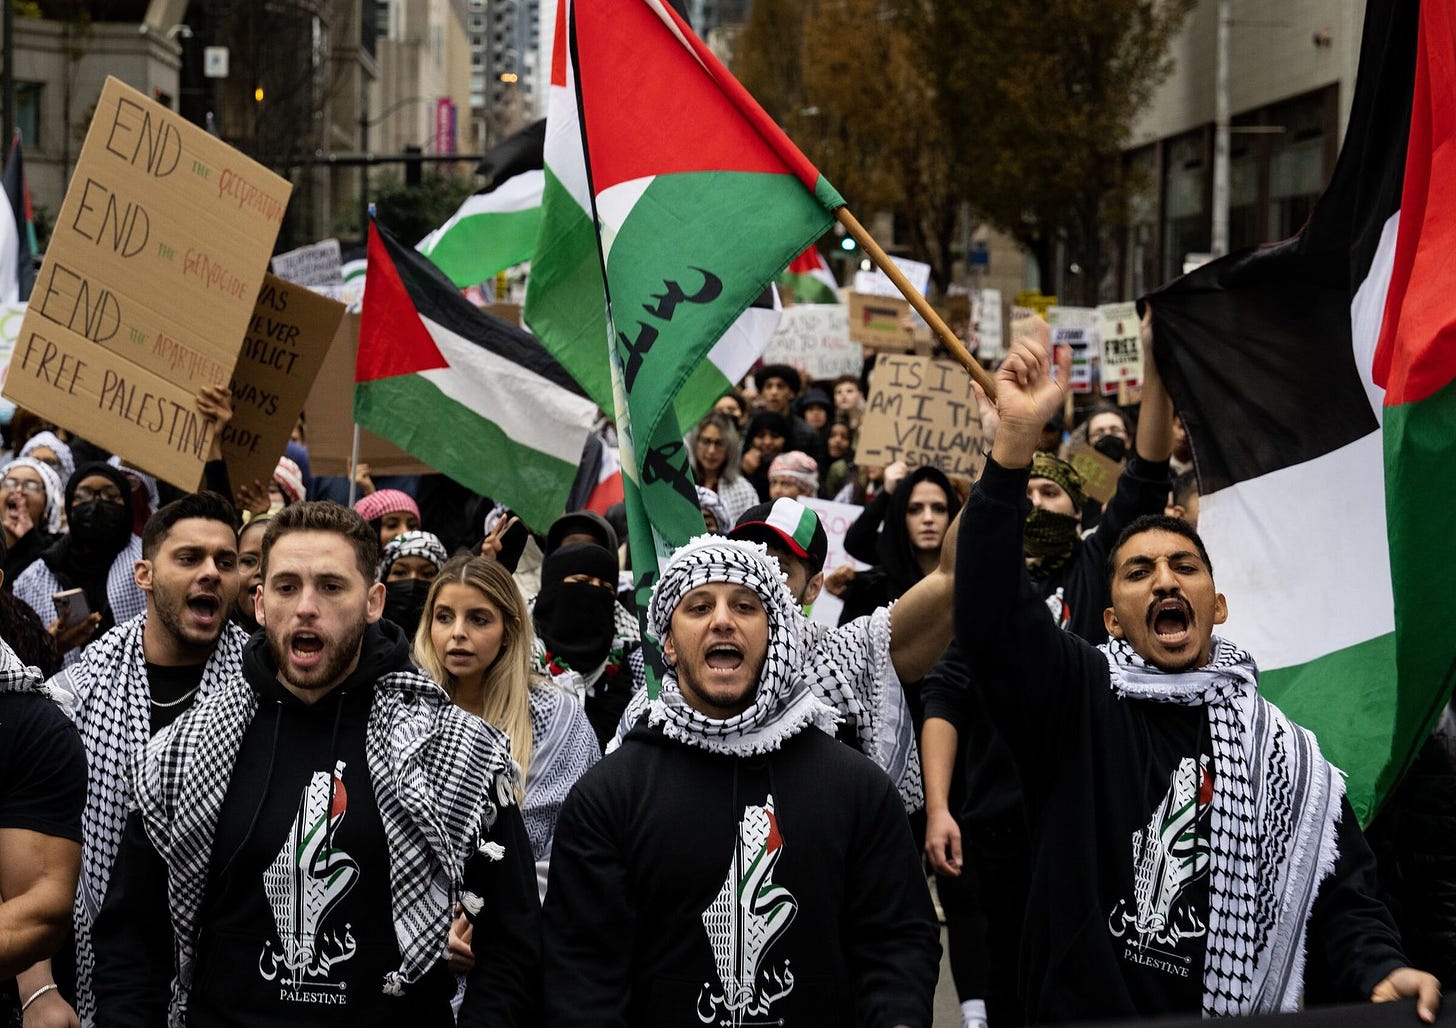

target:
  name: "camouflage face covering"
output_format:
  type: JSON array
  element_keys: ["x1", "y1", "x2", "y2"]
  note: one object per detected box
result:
[{"x1": 1023, "y1": 507, "x2": 1081, "y2": 579}]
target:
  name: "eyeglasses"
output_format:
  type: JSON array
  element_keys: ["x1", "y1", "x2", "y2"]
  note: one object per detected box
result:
[
  {"x1": 696, "y1": 437, "x2": 727, "y2": 449},
  {"x1": 73, "y1": 486, "x2": 125, "y2": 505},
  {"x1": 0, "y1": 477, "x2": 46, "y2": 495}
]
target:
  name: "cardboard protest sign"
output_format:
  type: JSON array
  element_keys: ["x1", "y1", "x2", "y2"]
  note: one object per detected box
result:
[
  {"x1": 303, "y1": 313, "x2": 433, "y2": 478},
  {"x1": 1014, "y1": 290, "x2": 1057, "y2": 316},
  {"x1": 2, "y1": 77, "x2": 290, "y2": 487},
  {"x1": 1098, "y1": 301, "x2": 1142, "y2": 393},
  {"x1": 857, "y1": 354, "x2": 984, "y2": 478},
  {"x1": 801, "y1": 496, "x2": 872, "y2": 627},
  {"x1": 1066, "y1": 439, "x2": 1123, "y2": 505},
  {"x1": 761, "y1": 303, "x2": 861, "y2": 381},
  {"x1": 223, "y1": 274, "x2": 345, "y2": 491},
  {"x1": 1049, "y1": 306, "x2": 1097, "y2": 395},
  {"x1": 848, "y1": 291, "x2": 913, "y2": 349},
  {"x1": 271, "y1": 238, "x2": 343, "y2": 287}
]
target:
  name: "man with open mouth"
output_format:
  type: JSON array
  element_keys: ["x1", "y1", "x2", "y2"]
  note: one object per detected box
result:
[
  {"x1": 955, "y1": 322, "x2": 1440, "y2": 1023},
  {"x1": 91, "y1": 500, "x2": 539, "y2": 1028},
  {"x1": 12, "y1": 490, "x2": 247, "y2": 1028},
  {"x1": 543, "y1": 534, "x2": 941, "y2": 1026}
]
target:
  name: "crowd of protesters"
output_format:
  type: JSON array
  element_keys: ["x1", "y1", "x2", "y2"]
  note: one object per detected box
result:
[{"x1": 0, "y1": 314, "x2": 1447, "y2": 1028}]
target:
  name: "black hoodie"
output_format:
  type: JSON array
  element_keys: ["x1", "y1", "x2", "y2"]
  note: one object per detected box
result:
[
  {"x1": 541, "y1": 720, "x2": 940, "y2": 1027},
  {"x1": 92, "y1": 621, "x2": 541, "y2": 1027}
]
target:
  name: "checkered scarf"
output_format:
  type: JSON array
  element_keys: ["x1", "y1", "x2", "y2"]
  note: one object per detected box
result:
[
  {"x1": 523, "y1": 684, "x2": 600, "y2": 860},
  {"x1": 1, "y1": 456, "x2": 64, "y2": 533},
  {"x1": 644, "y1": 536, "x2": 840, "y2": 756},
  {"x1": 51, "y1": 614, "x2": 247, "y2": 1026},
  {"x1": 377, "y1": 530, "x2": 449, "y2": 582},
  {"x1": 1102, "y1": 636, "x2": 1343, "y2": 1016},
  {"x1": 129, "y1": 665, "x2": 519, "y2": 1027},
  {"x1": 12, "y1": 535, "x2": 147, "y2": 667},
  {"x1": 0, "y1": 634, "x2": 48, "y2": 694}
]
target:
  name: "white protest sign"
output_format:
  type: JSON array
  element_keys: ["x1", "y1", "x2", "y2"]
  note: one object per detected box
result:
[
  {"x1": 0, "y1": 302, "x2": 26, "y2": 422},
  {"x1": 760, "y1": 303, "x2": 862, "y2": 381},
  {"x1": 1098, "y1": 301, "x2": 1141, "y2": 389},
  {"x1": 271, "y1": 238, "x2": 343, "y2": 288},
  {"x1": 801, "y1": 496, "x2": 871, "y2": 627},
  {"x1": 972, "y1": 287, "x2": 1002, "y2": 359},
  {"x1": 853, "y1": 256, "x2": 932, "y2": 299},
  {"x1": 1049, "y1": 306, "x2": 1097, "y2": 395}
]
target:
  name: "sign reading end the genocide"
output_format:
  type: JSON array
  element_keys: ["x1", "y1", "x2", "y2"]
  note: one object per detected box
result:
[
  {"x1": 857, "y1": 354, "x2": 984, "y2": 478},
  {"x1": 2, "y1": 76, "x2": 290, "y2": 487},
  {"x1": 223, "y1": 274, "x2": 344, "y2": 492}
]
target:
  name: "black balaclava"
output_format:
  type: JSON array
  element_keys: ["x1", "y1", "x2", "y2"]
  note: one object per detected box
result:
[
  {"x1": 383, "y1": 579, "x2": 432, "y2": 640},
  {"x1": 534, "y1": 541, "x2": 619, "y2": 672}
]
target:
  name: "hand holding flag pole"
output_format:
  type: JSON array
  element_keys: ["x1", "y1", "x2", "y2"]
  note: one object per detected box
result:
[{"x1": 834, "y1": 206, "x2": 998, "y2": 401}]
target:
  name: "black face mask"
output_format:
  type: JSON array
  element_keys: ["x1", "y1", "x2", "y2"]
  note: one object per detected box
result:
[
  {"x1": 1093, "y1": 434, "x2": 1129, "y2": 463},
  {"x1": 536, "y1": 582, "x2": 617, "y2": 672},
  {"x1": 383, "y1": 578, "x2": 432, "y2": 640},
  {"x1": 69, "y1": 499, "x2": 132, "y2": 552}
]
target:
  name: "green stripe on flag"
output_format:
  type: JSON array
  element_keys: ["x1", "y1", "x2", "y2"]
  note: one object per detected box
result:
[
  {"x1": 422, "y1": 206, "x2": 542, "y2": 287},
  {"x1": 1259, "y1": 632, "x2": 1397, "y2": 823},
  {"x1": 355, "y1": 374, "x2": 579, "y2": 531}
]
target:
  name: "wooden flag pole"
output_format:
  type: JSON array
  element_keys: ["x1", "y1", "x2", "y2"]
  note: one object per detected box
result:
[{"x1": 834, "y1": 206, "x2": 997, "y2": 400}]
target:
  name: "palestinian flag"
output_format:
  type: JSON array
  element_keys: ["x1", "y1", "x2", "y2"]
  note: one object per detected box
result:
[
  {"x1": 0, "y1": 133, "x2": 37, "y2": 303},
  {"x1": 550, "y1": 0, "x2": 842, "y2": 693},
  {"x1": 524, "y1": 0, "x2": 802, "y2": 433},
  {"x1": 779, "y1": 244, "x2": 839, "y2": 304},
  {"x1": 356, "y1": 219, "x2": 598, "y2": 532},
  {"x1": 1148, "y1": 0, "x2": 1453, "y2": 822},
  {"x1": 418, "y1": 121, "x2": 546, "y2": 287}
]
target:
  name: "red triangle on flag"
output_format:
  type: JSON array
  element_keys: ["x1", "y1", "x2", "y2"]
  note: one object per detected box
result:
[
  {"x1": 357, "y1": 222, "x2": 450, "y2": 383},
  {"x1": 571, "y1": 0, "x2": 821, "y2": 196}
]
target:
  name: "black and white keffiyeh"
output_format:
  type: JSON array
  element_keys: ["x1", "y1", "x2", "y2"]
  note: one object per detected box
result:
[
  {"x1": 377, "y1": 530, "x2": 449, "y2": 581},
  {"x1": 50, "y1": 614, "x2": 247, "y2": 1026},
  {"x1": 1102, "y1": 636, "x2": 1344, "y2": 1017},
  {"x1": 0, "y1": 634, "x2": 49, "y2": 695},
  {"x1": 614, "y1": 541, "x2": 920, "y2": 809},
  {"x1": 12, "y1": 534, "x2": 146, "y2": 667},
  {"x1": 1, "y1": 456, "x2": 64, "y2": 533},
  {"x1": 130, "y1": 667, "x2": 520, "y2": 1027},
  {"x1": 523, "y1": 684, "x2": 600, "y2": 862},
  {"x1": 643, "y1": 535, "x2": 841, "y2": 756}
]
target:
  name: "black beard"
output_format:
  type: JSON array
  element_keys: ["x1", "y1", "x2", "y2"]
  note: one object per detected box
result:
[
  {"x1": 150, "y1": 577, "x2": 225, "y2": 655},
  {"x1": 266, "y1": 618, "x2": 366, "y2": 694}
]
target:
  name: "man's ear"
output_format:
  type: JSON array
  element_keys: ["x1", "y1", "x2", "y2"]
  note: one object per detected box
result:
[
  {"x1": 1103, "y1": 606, "x2": 1125, "y2": 640},
  {"x1": 365, "y1": 581, "x2": 386, "y2": 623},
  {"x1": 661, "y1": 631, "x2": 677, "y2": 667},
  {"x1": 135, "y1": 559, "x2": 153, "y2": 594},
  {"x1": 801, "y1": 571, "x2": 823, "y2": 606},
  {"x1": 1213, "y1": 592, "x2": 1228, "y2": 626},
  {"x1": 254, "y1": 586, "x2": 267, "y2": 629}
]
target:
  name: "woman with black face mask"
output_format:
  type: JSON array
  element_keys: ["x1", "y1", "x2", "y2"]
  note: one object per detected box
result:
[
  {"x1": 377, "y1": 530, "x2": 450, "y2": 641},
  {"x1": 12, "y1": 462, "x2": 146, "y2": 664}
]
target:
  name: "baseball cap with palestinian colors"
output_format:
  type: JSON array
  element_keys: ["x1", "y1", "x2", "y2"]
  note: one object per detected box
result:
[{"x1": 730, "y1": 497, "x2": 828, "y2": 574}]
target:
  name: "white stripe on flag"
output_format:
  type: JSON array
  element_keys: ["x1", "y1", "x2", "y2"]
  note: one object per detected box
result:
[
  {"x1": 705, "y1": 283, "x2": 781, "y2": 385},
  {"x1": 419, "y1": 318, "x2": 598, "y2": 465},
  {"x1": 0, "y1": 192, "x2": 20, "y2": 305},
  {"x1": 1350, "y1": 210, "x2": 1400, "y2": 422},
  {"x1": 419, "y1": 170, "x2": 546, "y2": 253},
  {"x1": 1201, "y1": 428, "x2": 1393, "y2": 672},
  {"x1": 594, "y1": 175, "x2": 654, "y2": 264}
]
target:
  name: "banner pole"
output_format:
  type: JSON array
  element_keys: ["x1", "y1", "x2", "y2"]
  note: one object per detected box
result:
[
  {"x1": 347, "y1": 423, "x2": 361, "y2": 506},
  {"x1": 834, "y1": 205, "x2": 997, "y2": 399}
]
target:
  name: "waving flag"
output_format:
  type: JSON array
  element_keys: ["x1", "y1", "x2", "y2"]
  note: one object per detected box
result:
[
  {"x1": 0, "y1": 133, "x2": 37, "y2": 303},
  {"x1": 418, "y1": 121, "x2": 547, "y2": 287},
  {"x1": 357, "y1": 219, "x2": 598, "y2": 531},
  {"x1": 779, "y1": 244, "x2": 840, "y2": 305},
  {"x1": 1148, "y1": 0, "x2": 1453, "y2": 822},
  {"x1": 545, "y1": 0, "x2": 842, "y2": 691}
]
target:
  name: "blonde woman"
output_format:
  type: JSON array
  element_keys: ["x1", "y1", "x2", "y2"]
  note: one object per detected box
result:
[{"x1": 414, "y1": 555, "x2": 599, "y2": 908}]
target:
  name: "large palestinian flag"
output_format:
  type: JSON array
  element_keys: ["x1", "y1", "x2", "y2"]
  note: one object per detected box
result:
[
  {"x1": 1148, "y1": 0, "x2": 1453, "y2": 822},
  {"x1": 547, "y1": 0, "x2": 842, "y2": 692},
  {"x1": 525, "y1": 0, "x2": 807, "y2": 434},
  {"x1": 356, "y1": 219, "x2": 598, "y2": 531}
]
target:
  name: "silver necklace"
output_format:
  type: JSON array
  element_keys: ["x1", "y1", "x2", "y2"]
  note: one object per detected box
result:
[{"x1": 150, "y1": 685, "x2": 200, "y2": 708}]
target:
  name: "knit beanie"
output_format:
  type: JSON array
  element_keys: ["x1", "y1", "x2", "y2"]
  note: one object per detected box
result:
[{"x1": 1030, "y1": 451, "x2": 1086, "y2": 509}]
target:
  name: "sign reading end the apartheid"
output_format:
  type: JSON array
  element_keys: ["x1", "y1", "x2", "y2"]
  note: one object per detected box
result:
[
  {"x1": 2, "y1": 76, "x2": 290, "y2": 487},
  {"x1": 761, "y1": 303, "x2": 861, "y2": 381},
  {"x1": 223, "y1": 274, "x2": 344, "y2": 491},
  {"x1": 857, "y1": 354, "x2": 984, "y2": 478}
]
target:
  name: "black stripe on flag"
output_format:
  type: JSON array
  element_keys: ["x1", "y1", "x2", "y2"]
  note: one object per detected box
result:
[
  {"x1": 1146, "y1": 1, "x2": 1417, "y2": 495},
  {"x1": 372, "y1": 219, "x2": 589, "y2": 399},
  {"x1": 474, "y1": 118, "x2": 544, "y2": 188}
]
